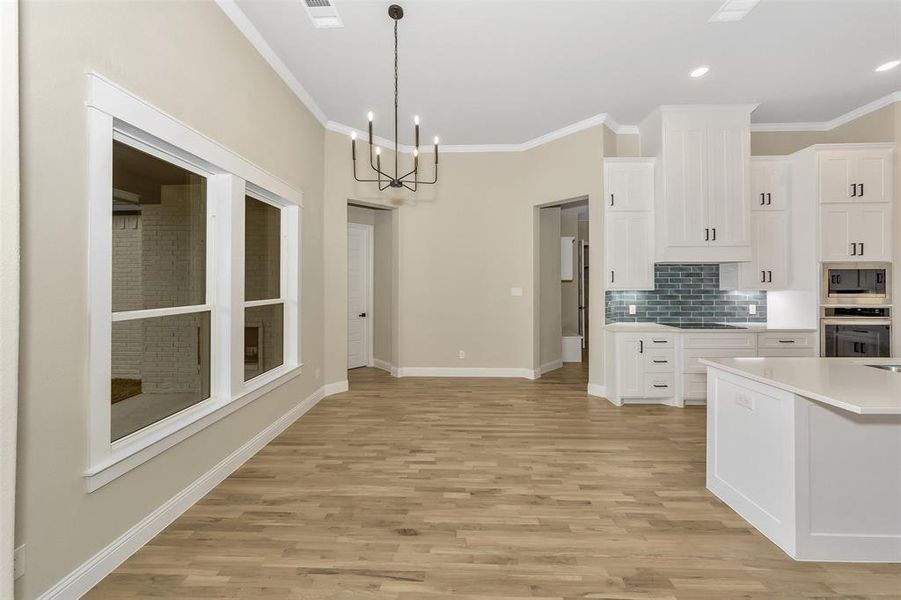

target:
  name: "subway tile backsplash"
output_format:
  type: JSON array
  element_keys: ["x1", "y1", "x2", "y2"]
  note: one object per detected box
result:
[{"x1": 605, "y1": 264, "x2": 767, "y2": 324}]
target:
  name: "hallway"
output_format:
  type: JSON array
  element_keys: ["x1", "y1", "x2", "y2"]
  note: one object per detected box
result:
[{"x1": 88, "y1": 369, "x2": 898, "y2": 599}]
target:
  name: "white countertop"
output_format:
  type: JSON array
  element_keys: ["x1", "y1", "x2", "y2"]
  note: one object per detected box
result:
[
  {"x1": 605, "y1": 322, "x2": 816, "y2": 333},
  {"x1": 701, "y1": 357, "x2": 901, "y2": 415}
]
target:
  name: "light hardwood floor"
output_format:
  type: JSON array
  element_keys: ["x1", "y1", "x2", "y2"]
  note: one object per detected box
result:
[{"x1": 88, "y1": 364, "x2": 900, "y2": 599}]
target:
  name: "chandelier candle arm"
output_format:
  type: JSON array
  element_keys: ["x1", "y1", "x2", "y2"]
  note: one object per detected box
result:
[{"x1": 349, "y1": 4, "x2": 439, "y2": 191}]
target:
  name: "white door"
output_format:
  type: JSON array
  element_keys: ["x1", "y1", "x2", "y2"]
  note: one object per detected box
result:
[
  {"x1": 855, "y1": 150, "x2": 893, "y2": 204},
  {"x1": 820, "y1": 204, "x2": 854, "y2": 261},
  {"x1": 607, "y1": 162, "x2": 653, "y2": 211},
  {"x1": 663, "y1": 125, "x2": 707, "y2": 247},
  {"x1": 851, "y1": 204, "x2": 892, "y2": 261},
  {"x1": 347, "y1": 223, "x2": 372, "y2": 369},
  {"x1": 606, "y1": 212, "x2": 653, "y2": 290},
  {"x1": 751, "y1": 160, "x2": 789, "y2": 211},
  {"x1": 615, "y1": 335, "x2": 644, "y2": 398},
  {"x1": 707, "y1": 124, "x2": 750, "y2": 247},
  {"x1": 819, "y1": 152, "x2": 855, "y2": 203}
]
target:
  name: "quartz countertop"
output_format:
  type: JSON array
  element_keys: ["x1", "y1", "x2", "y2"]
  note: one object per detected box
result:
[{"x1": 701, "y1": 357, "x2": 901, "y2": 415}]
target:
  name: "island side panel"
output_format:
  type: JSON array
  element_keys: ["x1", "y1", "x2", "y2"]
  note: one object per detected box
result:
[
  {"x1": 706, "y1": 367, "x2": 798, "y2": 556},
  {"x1": 794, "y1": 398, "x2": 901, "y2": 562}
]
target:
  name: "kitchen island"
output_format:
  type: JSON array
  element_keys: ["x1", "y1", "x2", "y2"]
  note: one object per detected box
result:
[{"x1": 702, "y1": 357, "x2": 901, "y2": 562}]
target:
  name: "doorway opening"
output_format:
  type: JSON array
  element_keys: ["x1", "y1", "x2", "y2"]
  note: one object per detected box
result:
[
  {"x1": 536, "y1": 197, "x2": 589, "y2": 382},
  {"x1": 347, "y1": 203, "x2": 396, "y2": 375}
]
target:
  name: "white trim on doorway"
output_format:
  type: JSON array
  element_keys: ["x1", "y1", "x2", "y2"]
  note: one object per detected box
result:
[
  {"x1": 0, "y1": 0, "x2": 19, "y2": 594},
  {"x1": 347, "y1": 222, "x2": 374, "y2": 369}
]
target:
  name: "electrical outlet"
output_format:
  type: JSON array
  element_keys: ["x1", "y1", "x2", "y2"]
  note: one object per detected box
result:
[
  {"x1": 510, "y1": 287, "x2": 523, "y2": 297},
  {"x1": 13, "y1": 545, "x2": 25, "y2": 579},
  {"x1": 749, "y1": 304, "x2": 757, "y2": 315},
  {"x1": 628, "y1": 304, "x2": 637, "y2": 315},
  {"x1": 458, "y1": 350, "x2": 465, "y2": 360}
]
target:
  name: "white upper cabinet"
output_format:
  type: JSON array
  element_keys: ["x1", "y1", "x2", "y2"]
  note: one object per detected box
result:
[
  {"x1": 820, "y1": 202, "x2": 892, "y2": 262},
  {"x1": 605, "y1": 159, "x2": 654, "y2": 211},
  {"x1": 751, "y1": 158, "x2": 789, "y2": 211},
  {"x1": 606, "y1": 212, "x2": 654, "y2": 290},
  {"x1": 819, "y1": 148, "x2": 893, "y2": 204},
  {"x1": 640, "y1": 106, "x2": 753, "y2": 263},
  {"x1": 604, "y1": 158, "x2": 655, "y2": 290}
]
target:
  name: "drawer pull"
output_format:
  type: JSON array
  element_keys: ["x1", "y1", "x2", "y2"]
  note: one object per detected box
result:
[
  {"x1": 652, "y1": 359, "x2": 669, "y2": 364},
  {"x1": 777, "y1": 340, "x2": 796, "y2": 344},
  {"x1": 652, "y1": 339, "x2": 668, "y2": 344},
  {"x1": 652, "y1": 384, "x2": 669, "y2": 388}
]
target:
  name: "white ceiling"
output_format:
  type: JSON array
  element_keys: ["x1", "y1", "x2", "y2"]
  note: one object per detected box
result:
[{"x1": 231, "y1": 0, "x2": 901, "y2": 146}]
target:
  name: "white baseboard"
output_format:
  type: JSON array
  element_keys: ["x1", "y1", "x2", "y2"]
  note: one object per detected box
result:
[
  {"x1": 538, "y1": 359, "x2": 563, "y2": 375},
  {"x1": 323, "y1": 380, "x2": 348, "y2": 395},
  {"x1": 38, "y1": 382, "x2": 344, "y2": 599},
  {"x1": 587, "y1": 383, "x2": 607, "y2": 398},
  {"x1": 396, "y1": 366, "x2": 537, "y2": 379},
  {"x1": 372, "y1": 358, "x2": 397, "y2": 376}
]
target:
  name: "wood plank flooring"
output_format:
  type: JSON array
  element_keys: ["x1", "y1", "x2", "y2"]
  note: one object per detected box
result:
[{"x1": 88, "y1": 364, "x2": 901, "y2": 599}]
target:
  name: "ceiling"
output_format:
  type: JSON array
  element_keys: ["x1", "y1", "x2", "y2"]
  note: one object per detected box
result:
[{"x1": 231, "y1": 0, "x2": 901, "y2": 146}]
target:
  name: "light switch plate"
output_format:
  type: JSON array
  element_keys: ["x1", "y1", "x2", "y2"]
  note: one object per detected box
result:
[
  {"x1": 749, "y1": 304, "x2": 757, "y2": 315},
  {"x1": 628, "y1": 304, "x2": 637, "y2": 315}
]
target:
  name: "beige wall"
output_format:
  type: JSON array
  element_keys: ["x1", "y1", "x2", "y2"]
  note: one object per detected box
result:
[
  {"x1": 323, "y1": 124, "x2": 607, "y2": 381},
  {"x1": 751, "y1": 103, "x2": 897, "y2": 155},
  {"x1": 539, "y1": 207, "x2": 562, "y2": 366},
  {"x1": 17, "y1": 2, "x2": 326, "y2": 597}
]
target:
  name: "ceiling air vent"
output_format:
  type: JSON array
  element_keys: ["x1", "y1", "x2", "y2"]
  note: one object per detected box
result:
[{"x1": 304, "y1": 0, "x2": 343, "y2": 29}]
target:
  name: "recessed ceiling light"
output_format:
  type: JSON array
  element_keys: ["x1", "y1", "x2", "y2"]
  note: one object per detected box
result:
[
  {"x1": 690, "y1": 66, "x2": 710, "y2": 78},
  {"x1": 875, "y1": 60, "x2": 900, "y2": 72},
  {"x1": 709, "y1": 0, "x2": 760, "y2": 22},
  {"x1": 303, "y1": 0, "x2": 343, "y2": 29}
]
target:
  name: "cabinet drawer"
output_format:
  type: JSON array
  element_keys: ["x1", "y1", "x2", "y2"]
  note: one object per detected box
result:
[
  {"x1": 681, "y1": 373, "x2": 707, "y2": 400},
  {"x1": 644, "y1": 334, "x2": 675, "y2": 348},
  {"x1": 758, "y1": 347, "x2": 818, "y2": 358},
  {"x1": 645, "y1": 373, "x2": 675, "y2": 398},
  {"x1": 682, "y1": 348, "x2": 757, "y2": 374},
  {"x1": 645, "y1": 348, "x2": 675, "y2": 372},
  {"x1": 681, "y1": 332, "x2": 757, "y2": 350},
  {"x1": 757, "y1": 332, "x2": 815, "y2": 349}
]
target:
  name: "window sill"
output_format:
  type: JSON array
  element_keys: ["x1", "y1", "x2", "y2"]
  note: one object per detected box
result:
[{"x1": 84, "y1": 363, "x2": 303, "y2": 492}]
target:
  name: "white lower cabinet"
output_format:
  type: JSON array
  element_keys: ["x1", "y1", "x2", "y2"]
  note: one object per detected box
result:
[
  {"x1": 606, "y1": 331, "x2": 676, "y2": 405},
  {"x1": 606, "y1": 328, "x2": 818, "y2": 407}
]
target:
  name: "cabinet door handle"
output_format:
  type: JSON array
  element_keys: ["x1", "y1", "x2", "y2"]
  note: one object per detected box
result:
[
  {"x1": 766, "y1": 192, "x2": 772, "y2": 205},
  {"x1": 768, "y1": 270, "x2": 773, "y2": 283},
  {"x1": 705, "y1": 228, "x2": 710, "y2": 241},
  {"x1": 610, "y1": 193, "x2": 615, "y2": 206},
  {"x1": 851, "y1": 243, "x2": 857, "y2": 256},
  {"x1": 639, "y1": 340, "x2": 644, "y2": 354},
  {"x1": 760, "y1": 271, "x2": 766, "y2": 283},
  {"x1": 610, "y1": 270, "x2": 615, "y2": 283},
  {"x1": 712, "y1": 228, "x2": 716, "y2": 241},
  {"x1": 850, "y1": 183, "x2": 857, "y2": 197},
  {"x1": 858, "y1": 242, "x2": 864, "y2": 256},
  {"x1": 760, "y1": 193, "x2": 765, "y2": 206},
  {"x1": 859, "y1": 183, "x2": 864, "y2": 197}
]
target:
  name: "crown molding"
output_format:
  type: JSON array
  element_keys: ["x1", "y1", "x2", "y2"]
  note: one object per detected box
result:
[
  {"x1": 216, "y1": 0, "x2": 328, "y2": 126},
  {"x1": 750, "y1": 91, "x2": 901, "y2": 133}
]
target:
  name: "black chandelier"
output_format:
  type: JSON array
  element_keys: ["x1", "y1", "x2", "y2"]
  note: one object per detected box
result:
[{"x1": 351, "y1": 4, "x2": 438, "y2": 191}]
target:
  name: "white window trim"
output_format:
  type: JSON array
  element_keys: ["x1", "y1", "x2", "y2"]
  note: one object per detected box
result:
[{"x1": 85, "y1": 73, "x2": 303, "y2": 491}]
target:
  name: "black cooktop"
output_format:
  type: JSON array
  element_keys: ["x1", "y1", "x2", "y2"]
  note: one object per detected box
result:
[{"x1": 659, "y1": 322, "x2": 745, "y2": 330}]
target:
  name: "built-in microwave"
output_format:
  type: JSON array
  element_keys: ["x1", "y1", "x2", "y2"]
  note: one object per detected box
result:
[{"x1": 822, "y1": 262, "x2": 891, "y2": 305}]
